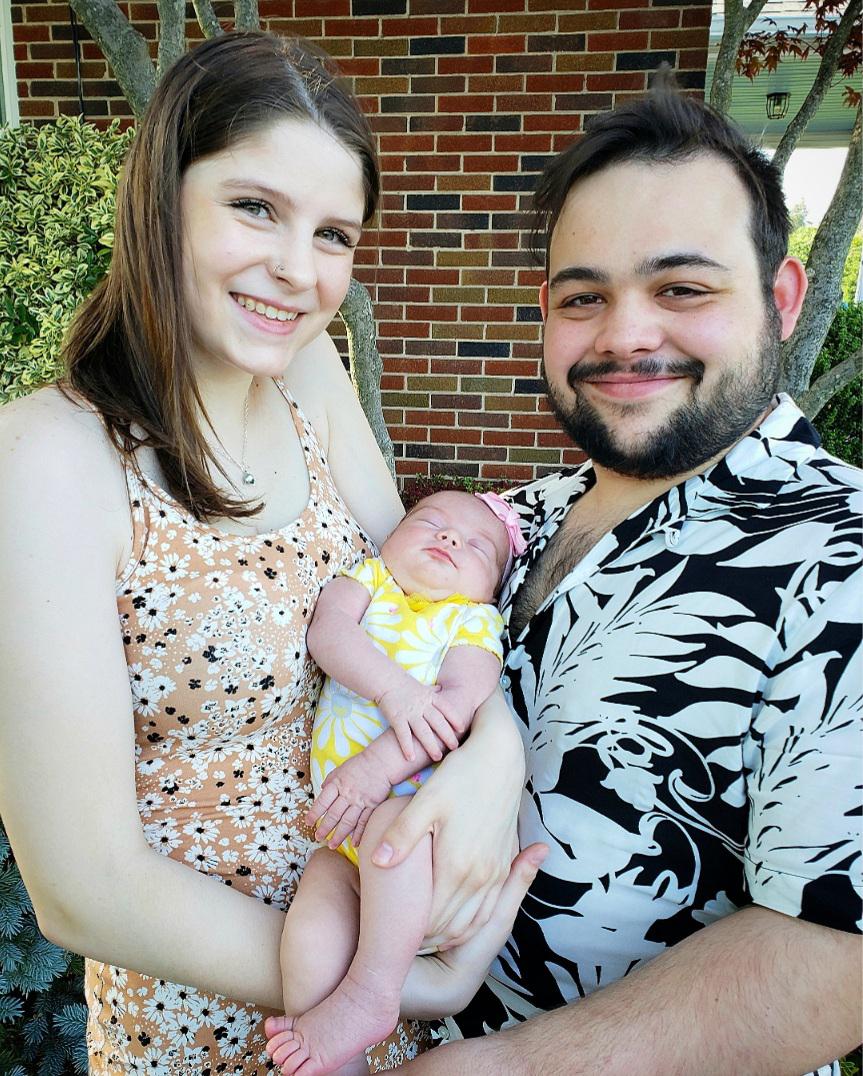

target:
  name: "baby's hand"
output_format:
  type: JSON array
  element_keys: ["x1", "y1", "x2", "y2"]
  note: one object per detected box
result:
[
  {"x1": 305, "y1": 752, "x2": 392, "y2": 849},
  {"x1": 428, "y1": 686, "x2": 476, "y2": 741},
  {"x1": 377, "y1": 680, "x2": 459, "y2": 762}
]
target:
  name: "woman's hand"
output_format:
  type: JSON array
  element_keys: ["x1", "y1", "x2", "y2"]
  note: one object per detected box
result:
[
  {"x1": 371, "y1": 689, "x2": 525, "y2": 949},
  {"x1": 400, "y1": 842, "x2": 547, "y2": 1021}
]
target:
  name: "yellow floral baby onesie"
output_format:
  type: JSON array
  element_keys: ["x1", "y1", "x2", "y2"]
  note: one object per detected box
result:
[{"x1": 311, "y1": 557, "x2": 504, "y2": 864}]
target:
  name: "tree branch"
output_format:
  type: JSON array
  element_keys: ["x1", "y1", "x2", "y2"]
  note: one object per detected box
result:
[
  {"x1": 338, "y1": 279, "x2": 396, "y2": 479},
  {"x1": 781, "y1": 102, "x2": 862, "y2": 399},
  {"x1": 710, "y1": 0, "x2": 772, "y2": 113},
  {"x1": 156, "y1": 0, "x2": 186, "y2": 81},
  {"x1": 70, "y1": 0, "x2": 156, "y2": 117},
  {"x1": 233, "y1": 0, "x2": 260, "y2": 31},
  {"x1": 797, "y1": 348, "x2": 862, "y2": 419},
  {"x1": 772, "y1": 0, "x2": 860, "y2": 173},
  {"x1": 193, "y1": 0, "x2": 224, "y2": 39}
]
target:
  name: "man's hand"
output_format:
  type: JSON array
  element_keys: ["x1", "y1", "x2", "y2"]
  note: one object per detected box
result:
[
  {"x1": 305, "y1": 752, "x2": 393, "y2": 848},
  {"x1": 377, "y1": 680, "x2": 459, "y2": 762}
]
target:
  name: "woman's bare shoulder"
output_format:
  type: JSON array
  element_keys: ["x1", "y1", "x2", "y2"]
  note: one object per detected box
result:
[{"x1": 0, "y1": 385, "x2": 130, "y2": 539}]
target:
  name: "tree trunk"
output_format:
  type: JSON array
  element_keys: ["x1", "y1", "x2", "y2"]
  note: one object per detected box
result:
[
  {"x1": 193, "y1": 0, "x2": 224, "y2": 39},
  {"x1": 156, "y1": 0, "x2": 186, "y2": 81},
  {"x1": 797, "y1": 348, "x2": 862, "y2": 418},
  {"x1": 781, "y1": 102, "x2": 862, "y2": 399},
  {"x1": 772, "y1": 0, "x2": 860, "y2": 174},
  {"x1": 233, "y1": 0, "x2": 260, "y2": 31},
  {"x1": 709, "y1": 0, "x2": 770, "y2": 113},
  {"x1": 338, "y1": 279, "x2": 396, "y2": 479},
  {"x1": 70, "y1": 0, "x2": 155, "y2": 117}
]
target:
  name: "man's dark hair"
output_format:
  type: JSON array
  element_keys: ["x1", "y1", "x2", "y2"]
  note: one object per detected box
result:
[{"x1": 530, "y1": 71, "x2": 790, "y2": 295}]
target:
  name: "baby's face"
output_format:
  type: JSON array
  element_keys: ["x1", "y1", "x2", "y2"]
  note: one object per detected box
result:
[{"x1": 381, "y1": 491, "x2": 511, "y2": 603}]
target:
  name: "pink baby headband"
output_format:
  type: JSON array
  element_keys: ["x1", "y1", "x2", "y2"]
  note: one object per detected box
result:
[{"x1": 475, "y1": 491, "x2": 527, "y2": 577}]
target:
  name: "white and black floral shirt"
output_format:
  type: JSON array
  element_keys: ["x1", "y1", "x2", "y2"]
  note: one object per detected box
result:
[{"x1": 450, "y1": 396, "x2": 862, "y2": 1076}]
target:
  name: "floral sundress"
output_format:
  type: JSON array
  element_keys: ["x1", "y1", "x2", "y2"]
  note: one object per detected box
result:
[{"x1": 85, "y1": 383, "x2": 431, "y2": 1074}]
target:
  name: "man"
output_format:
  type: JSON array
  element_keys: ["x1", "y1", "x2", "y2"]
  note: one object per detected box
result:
[{"x1": 390, "y1": 82, "x2": 862, "y2": 1073}]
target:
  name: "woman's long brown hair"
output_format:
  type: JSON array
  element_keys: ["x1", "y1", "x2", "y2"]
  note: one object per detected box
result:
[{"x1": 63, "y1": 31, "x2": 380, "y2": 521}]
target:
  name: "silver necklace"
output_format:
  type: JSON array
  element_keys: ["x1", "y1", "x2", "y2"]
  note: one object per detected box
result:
[{"x1": 218, "y1": 385, "x2": 256, "y2": 487}]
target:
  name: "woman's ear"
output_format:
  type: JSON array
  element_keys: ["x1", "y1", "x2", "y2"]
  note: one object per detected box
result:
[{"x1": 772, "y1": 257, "x2": 808, "y2": 342}]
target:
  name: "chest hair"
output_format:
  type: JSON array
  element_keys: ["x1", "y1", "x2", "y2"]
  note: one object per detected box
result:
[{"x1": 508, "y1": 506, "x2": 614, "y2": 640}]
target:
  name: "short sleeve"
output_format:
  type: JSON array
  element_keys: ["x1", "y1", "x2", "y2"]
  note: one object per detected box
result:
[
  {"x1": 339, "y1": 556, "x2": 387, "y2": 597},
  {"x1": 743, "y1": 571, "x2": 862, "y2": 934},
  {"x1": 449, "y1": 602, "x2": 505, "y2": 665}
]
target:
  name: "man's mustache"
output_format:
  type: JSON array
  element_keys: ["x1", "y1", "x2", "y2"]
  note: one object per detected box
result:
[{"x1": 567, "y1": 357, "x2": 705, "y2": 389}]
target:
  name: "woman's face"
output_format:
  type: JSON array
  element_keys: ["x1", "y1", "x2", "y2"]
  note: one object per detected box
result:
[{"x1": 179, "y1": 117, "x2": 366, "y2": 383}]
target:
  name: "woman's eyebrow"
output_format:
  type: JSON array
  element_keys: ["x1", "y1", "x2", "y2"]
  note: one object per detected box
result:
[{"x1": 220, "y1": 179, "x2": 362, "y2": 232}]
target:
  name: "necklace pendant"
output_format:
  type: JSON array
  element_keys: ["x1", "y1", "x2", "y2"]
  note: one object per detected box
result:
[{"x1": 242, "y1": 470, "x2": 256, "y2": 486}]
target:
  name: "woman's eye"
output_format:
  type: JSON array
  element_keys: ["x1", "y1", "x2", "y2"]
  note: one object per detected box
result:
[
  {"x1": 231, "y1": 198, "x2": 272, "y2": 220},
  {"x1": 318, "y1": 227, "x2": 355, "y2": 248}
]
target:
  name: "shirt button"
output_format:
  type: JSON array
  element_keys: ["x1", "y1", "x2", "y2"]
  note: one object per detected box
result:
[{"x1": 666, "y1": 529, "x2": 680, "y2": 547}]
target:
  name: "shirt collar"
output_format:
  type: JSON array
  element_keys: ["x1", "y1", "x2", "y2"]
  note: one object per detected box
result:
[{"x1": 522, "y1": 394, "x2": 819, "y2": 546}]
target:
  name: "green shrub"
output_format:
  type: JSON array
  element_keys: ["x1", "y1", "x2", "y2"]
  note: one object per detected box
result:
[
  {"x1": 809, "y1": 302, "x2": 862, "y2": 468},
  {"x1": 0, "y1": 115, "x2": 131, "y2": 1074},
  {"x1": 0, "y1": 116, "x2": 133, "y2": 403},
  {"x1": 0, "y1": 824, "x2": 87, "y2": 1075}
]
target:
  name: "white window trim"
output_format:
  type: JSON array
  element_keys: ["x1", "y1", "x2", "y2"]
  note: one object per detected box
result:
[{"x1": 0, "y1": 1, "x2": 19, "y2": 125}]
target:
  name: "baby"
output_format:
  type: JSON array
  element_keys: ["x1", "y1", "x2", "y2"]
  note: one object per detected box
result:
[{"x1": 265, "y1": 490, "x2": 526, "y2": 1076}]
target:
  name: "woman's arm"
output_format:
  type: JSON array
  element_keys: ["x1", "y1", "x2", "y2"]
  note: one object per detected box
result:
[
  {"x1": 285, "y1": 331, "x2": 404, "y2": 549},
  {"x1": 0, "y1": 394, "x2": 286, "y2": 1009}
]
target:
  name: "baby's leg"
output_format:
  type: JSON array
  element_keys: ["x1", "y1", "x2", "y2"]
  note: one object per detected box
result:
[
  {"x1": 280, "y1": 847, "x2": 360, "y2": 1017},
  {"x1": 267, "y1": 796, "x2": 431, "y2": 1076}
]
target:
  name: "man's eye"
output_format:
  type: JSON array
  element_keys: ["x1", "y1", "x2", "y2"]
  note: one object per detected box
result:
[
  {"x1": 231, "y1": 199, "x2": 272, "y2": 220},
  {"x1": 563, "y1": 293, "x2": 603, "y2": 308},
  {"x1": 661, "y1": 285, "x2": 706, "y2": 298},
  {"x1": 318, "y1": 227, "x2": 355, "y2": 249}
]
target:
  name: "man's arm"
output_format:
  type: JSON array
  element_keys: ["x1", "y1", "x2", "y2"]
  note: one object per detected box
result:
[{"x1": 402, "y1": 904, "x2": 862, "y2": 1074}]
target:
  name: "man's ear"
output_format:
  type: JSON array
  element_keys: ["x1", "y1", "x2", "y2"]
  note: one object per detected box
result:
[
  {"x1": 773, "y1": 257, "x2": 808, "y2": 341},
  {"x1": 539, "y1": 280, "x2": 549, "y2": 322}
]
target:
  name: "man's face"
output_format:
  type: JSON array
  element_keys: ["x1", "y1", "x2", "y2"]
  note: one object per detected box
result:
[{"x1": 540, "y1": 155, "x2": 783, "y2": 480}]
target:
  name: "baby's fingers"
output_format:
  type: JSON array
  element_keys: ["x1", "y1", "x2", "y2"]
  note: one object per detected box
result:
[
  {"x1": 423, "y1": 705, "x2": 460, "y2": 752},
  {"x1": 391, "y1": 718, "x2": 416, "y2": 762},
  {"x1": 410, "y1": 718, "x2": 444, "y2": 762},
  {"x1": 326, "y1": 804, "x2": 362, "y2": 849},
  {"x1": 352, "y1": 806, "x2": 374, "y2": 848},
  {"x1": 304, "y1": 783, "x2": 337, "y2": 829}
]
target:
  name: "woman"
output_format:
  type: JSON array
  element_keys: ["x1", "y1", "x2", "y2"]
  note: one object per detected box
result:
[{"x1": 0, "y1": 32, "x2": 530, "y2": 1074}]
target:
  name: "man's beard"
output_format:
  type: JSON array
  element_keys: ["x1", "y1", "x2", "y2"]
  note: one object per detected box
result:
[{"x1": 543, "y1": 319, "x2": 782, "y2": 480}]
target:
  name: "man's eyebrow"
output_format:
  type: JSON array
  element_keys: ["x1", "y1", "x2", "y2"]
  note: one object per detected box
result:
[
  {"x1": 635, "y1": 253, "x2": 731, "y2": 275},
  {"x1": 548, "y1": 266, "x2": 610, "y2": 289}
]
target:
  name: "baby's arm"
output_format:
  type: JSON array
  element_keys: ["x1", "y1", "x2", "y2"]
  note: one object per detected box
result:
[
  {"x1": 307, "y1": 575, "x2": 458, "y2": 761},
  {"x1": 432, "y1": 644, "x2": 503, "y2": 739},
  {"x1": 307, "y1": 643, "x2": 502, "y2": 849}
]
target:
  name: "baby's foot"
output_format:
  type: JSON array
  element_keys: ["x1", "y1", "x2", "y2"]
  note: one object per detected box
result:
[{"x1": 264, "y1": 973, "x2": 398, "y2": 1076}]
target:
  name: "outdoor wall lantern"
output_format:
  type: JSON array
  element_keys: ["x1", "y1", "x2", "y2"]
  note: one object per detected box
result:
[{"x1": 765, "y1": 91, "x2": 791, "y2": 119}]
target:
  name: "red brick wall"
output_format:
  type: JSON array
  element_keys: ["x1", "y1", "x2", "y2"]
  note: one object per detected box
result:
[{"x1": 11, "y1": 0, "x2": 711, "y2": 485}]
